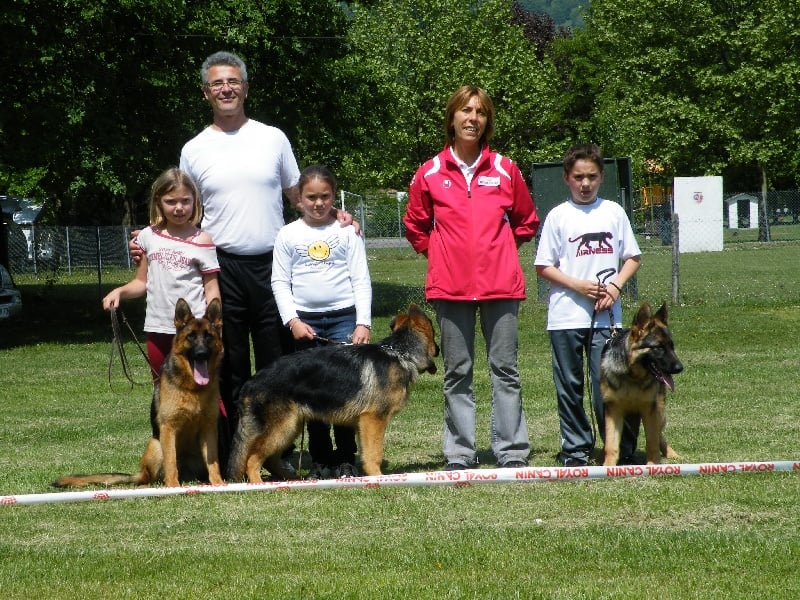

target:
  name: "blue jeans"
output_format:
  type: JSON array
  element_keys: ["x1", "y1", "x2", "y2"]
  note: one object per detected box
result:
[
  {"x1": 434, "y1": 299, "x2": 530, "y2": 467},
  {"x1": 295, "y1": 308, "x2": 358, "y2": 466}
]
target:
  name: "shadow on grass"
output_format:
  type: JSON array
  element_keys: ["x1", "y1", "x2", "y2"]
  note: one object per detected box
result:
[
  {"x1": 1, "y1": 282, "x2": 145, "y2": 349},
  {"x1": 1, "y1": 281, "x2": 427, "y2": 350}
]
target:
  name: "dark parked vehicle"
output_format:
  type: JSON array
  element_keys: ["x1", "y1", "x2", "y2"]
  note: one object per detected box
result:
[{"x1": 0, "y1": 264, "x2": 22, "y2": 321}]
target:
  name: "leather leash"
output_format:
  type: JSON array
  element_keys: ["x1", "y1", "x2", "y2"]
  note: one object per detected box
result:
[{"x1": 108, "y1": 308, "x2": 156, "y2": 391}]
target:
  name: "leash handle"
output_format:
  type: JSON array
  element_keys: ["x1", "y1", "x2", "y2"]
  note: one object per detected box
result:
[
  {"x1": 594, "y1": 268, "x2": 620, "y2": 335},
  {"x1": 595, "y1": 267, "x2": 616, "y2": 284}
]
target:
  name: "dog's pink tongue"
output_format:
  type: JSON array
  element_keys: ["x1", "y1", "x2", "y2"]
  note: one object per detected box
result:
[
  {"x1": 658, "y1": 373, "x2": 675, "y2": 392},
  {"x1": 193, "y1": 360, "x2": 210, "y2": 385}
]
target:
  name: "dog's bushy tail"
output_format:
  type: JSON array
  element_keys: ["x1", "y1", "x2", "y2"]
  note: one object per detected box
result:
[
  {"x1": 51, "y1": 473, "x2": 142, "y2": 488},
  {"x1": 225, "y1": 423, "x2": 251, "y2": 482}
]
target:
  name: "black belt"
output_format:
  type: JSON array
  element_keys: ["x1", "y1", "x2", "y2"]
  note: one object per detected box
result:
[
  {"x1": 297, "y1": 306, "x2": 356, "y2": 319},
  {"x1": 216, "y1": 247, "x2": 273, "y2": 261}
]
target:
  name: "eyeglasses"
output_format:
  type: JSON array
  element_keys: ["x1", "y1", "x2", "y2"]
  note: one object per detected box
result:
[{"x1": 205, "y1": 78, "x2": 244, "y2": 92}]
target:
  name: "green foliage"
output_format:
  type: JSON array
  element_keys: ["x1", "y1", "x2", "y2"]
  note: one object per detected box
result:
[
  {"x1": 2, "y1": 0, "x2": 203, "y2": 222},
  {"x1": 335, "y1": 0, "x2": 562, "y2": 190},
  {"x1": 546, "y1": 26, "x2": 604, "y2": 146},
  {"x1": 0, "y1": 0, "x2": 349, "y2": 224},
  {"x1": 587, "y1": 0, "x2": 800, "y2": 189},
  {"x1": 1, "y1": 0, "x2": 798, "y2": 226}
]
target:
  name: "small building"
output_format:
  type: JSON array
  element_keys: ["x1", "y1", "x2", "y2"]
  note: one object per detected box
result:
[{"x1": 725, "y1": 193, "x2": 759, "y2": 229}]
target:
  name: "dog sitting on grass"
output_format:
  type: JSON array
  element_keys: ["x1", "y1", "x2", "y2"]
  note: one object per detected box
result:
[
  {"x1": 600, "y1": 301, "x2": 683, "y2": 466},
  {"x1": 53, "y1": 298, "x2": 224, "y2": 488}
]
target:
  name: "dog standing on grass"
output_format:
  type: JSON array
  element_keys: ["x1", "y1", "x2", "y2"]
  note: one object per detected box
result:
[
  {"x1": 53, "y1": 298, "x2": 225, "y2": 488},
  {"x1": 226, "y1": 303, "x2": 439, "y2": 483},
  {"x1": 600, "y1": 301, "x2": 683, "y2": 466}
]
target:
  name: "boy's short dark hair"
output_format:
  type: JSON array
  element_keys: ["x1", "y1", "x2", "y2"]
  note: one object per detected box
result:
[{"x1": 563, "y1": 144, "x2": 604, "y2": 175}]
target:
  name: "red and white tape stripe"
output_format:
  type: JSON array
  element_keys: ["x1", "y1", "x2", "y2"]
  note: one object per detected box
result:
[{"x1": 2, "y1": 460, "x2": 798, "y2": 507}]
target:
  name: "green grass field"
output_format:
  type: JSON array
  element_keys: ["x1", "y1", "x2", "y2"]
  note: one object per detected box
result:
[{"x1": 1, "y1": 241, "x2": 799, "y2": 599}]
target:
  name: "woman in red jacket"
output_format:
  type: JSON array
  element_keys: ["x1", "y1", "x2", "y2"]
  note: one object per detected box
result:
[{"x1": 404, "y1": 85, "x2": 540, "y2": 471}]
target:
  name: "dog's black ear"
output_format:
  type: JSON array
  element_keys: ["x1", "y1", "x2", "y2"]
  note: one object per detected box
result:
[
  {"x1": 407, "y1": 303, "x2": 433, "y2": 325},
  {"x1": 174, "y1": 298, "x2": 193, "y2": 329},
  {"x1": 205, "y1": 298, "x2": 223, "y2": 327},
  {"x1": 654, "y1": 301, "x2": 669, "y2": 324},
  {"x1": 632, "y1": 301, "x2": 653, "y2": 329},
  {"x1": 390, "y1": 312, "x2": 408, "y2": 331}
]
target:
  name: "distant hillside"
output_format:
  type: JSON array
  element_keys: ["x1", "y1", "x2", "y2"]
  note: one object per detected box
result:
[{"x1": 518, "y1": 0, "x2": 588, "y2": 30}]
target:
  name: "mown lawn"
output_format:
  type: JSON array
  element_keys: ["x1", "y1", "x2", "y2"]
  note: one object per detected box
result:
[{"x1": 1, "y1": 241, "x2": 798, "y2": 599}]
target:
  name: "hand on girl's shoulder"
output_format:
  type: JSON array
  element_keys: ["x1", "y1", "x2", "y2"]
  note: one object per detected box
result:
[{"x1": 196, "y1": 230, "x2": 215, "y2": 245}]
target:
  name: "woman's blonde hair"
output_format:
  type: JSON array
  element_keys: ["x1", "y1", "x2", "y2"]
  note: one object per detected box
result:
[
  {"x1": 148, "y1": 167, "x2": 202, "y2": 228},
  {"x1": 444, "y1": 85, "x2": 495, "y2": 148}
]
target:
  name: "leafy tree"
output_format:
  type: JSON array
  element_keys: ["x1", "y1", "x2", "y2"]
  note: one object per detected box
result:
[
  {"x1": 1, "y1": 0, "x2": 204, "y2": 224},
  {"x1": 547, "y1": 26, "x2": 604, "y2": 144},
  {"x1": 13, "y1": 0, "x2": 797, "y2": 229},
  {"x1": 333, "y1": 0, "x2": 562, "y2": 191},
  {"x1": 0, "y1": 0, "x2": 348, "y2": 225},
  {"x1": 586, "y1": 0, "x2": 800, "y2": 190}
]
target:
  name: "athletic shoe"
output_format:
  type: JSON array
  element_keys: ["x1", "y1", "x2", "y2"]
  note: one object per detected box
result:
[
  {"x1": 557, "y1": 453, "x2": 588, "y2": 467},
  {"x1": 335, "y1": 462, "x2": 359, "y2": 478},
  {"x1": 306, "y1": 463, "x2": 334, "y2": 480},
  {"x1": 501, "y1": 460, "x2": 528, "y2": 469},
  {"x1": 444, "y1": 462, "x2": 466, "y2": 471}
]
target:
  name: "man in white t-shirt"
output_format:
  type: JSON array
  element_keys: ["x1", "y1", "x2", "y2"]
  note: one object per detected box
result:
[
  {"x1": 178, "y1": 52, "x2": 352, "y2": 472},
  {"x1": 534, "y1": 144, "x2": 641, "y2": 467}
]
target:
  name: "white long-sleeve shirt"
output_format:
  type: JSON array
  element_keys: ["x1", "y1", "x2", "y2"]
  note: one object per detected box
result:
[{"x1": 271, "y1": 219, "x2": 371, "y2": 328}]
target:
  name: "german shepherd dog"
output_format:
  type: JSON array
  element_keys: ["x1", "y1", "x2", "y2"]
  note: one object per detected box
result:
[
  {"x1": 226, "y1": 303, "x2": 439, "y2": 483},
  {"x1": 600, "y1": 301, "x2": 683, "y2": 466},
  {"x1": 53, "y1": 298, "x2": 224, "y2": 488}
]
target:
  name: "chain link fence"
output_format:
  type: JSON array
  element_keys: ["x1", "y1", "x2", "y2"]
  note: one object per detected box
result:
[
  {"x1": 6, "y1": 224, "x2": 136, "y2": 275},
  {"x1": 633, "y1": 189, "x2": 800, "y2": 248},
  {"x1": 4, "y1": 189, "x2": 799, "y2": 276},
  {"x1": 339, "y1": 190, "x2": 407, "y2": 240}
]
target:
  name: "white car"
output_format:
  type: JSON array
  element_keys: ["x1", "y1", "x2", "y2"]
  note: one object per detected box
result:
[{"x1": 0, "y1": 264, "x2": 22, "y2": 320}]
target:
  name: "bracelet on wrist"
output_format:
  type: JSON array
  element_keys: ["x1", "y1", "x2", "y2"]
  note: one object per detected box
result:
[{"x1": 608, "y1": 281, "x2": 622, "y2": 294}]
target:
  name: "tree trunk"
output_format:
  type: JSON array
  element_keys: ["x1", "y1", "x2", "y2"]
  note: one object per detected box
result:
[{"x1": 758, "y1": 163, "x2": 770, "y2": 242}]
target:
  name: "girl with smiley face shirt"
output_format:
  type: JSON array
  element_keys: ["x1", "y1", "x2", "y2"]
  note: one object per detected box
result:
[{"x1": 271, "y1": 164, "x2": 372, "y2": 478}]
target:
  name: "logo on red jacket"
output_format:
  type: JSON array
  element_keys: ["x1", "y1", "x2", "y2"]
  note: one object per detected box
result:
[{"x1": 442, "y1": 179, "x2": 452, "y2": 189}]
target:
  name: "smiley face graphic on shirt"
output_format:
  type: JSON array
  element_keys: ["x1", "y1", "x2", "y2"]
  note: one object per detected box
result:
[{"x1": 296, "y1": 235, "x2": 340, "y2": 262}]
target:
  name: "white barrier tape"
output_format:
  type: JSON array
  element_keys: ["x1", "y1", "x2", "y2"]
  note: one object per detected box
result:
[{"x1": 3, "y1": 460, "x2": 798, "y2": 507}]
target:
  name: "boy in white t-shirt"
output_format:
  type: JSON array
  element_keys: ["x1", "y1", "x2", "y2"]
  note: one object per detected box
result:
[{"x1": 534, "y1": 144, "x2": 641, "y2": 467}]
